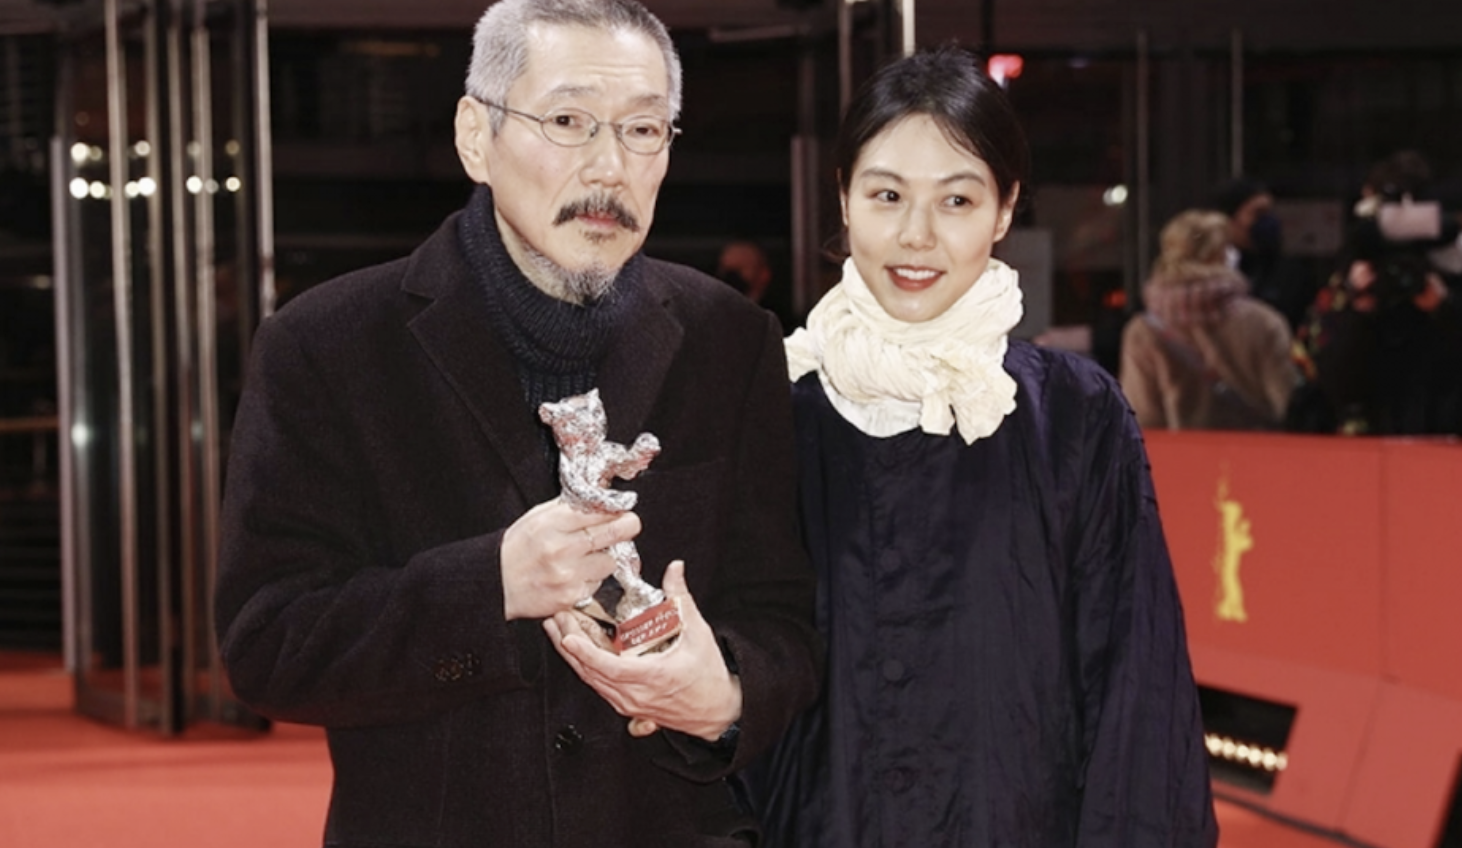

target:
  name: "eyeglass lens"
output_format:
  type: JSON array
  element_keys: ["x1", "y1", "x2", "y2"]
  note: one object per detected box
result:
[{"x1": 538, "y1": 108, "x2": 672, "y2": 154}]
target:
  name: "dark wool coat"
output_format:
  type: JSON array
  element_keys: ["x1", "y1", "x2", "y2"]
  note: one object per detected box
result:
[
  {"x1": 214, "y1": 211, "x2": 820, "y2": 848},
  {"x1": 746, "y1": 343, "x2": 1218, "y2": 847}
]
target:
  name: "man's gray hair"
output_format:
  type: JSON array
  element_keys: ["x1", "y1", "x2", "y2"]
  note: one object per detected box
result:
[{"x1": 466, "y1": 0, "x2": 683, "y2": 132}]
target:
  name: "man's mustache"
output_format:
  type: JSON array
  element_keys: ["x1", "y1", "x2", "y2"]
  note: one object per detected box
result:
[{"x1": 554, "y1": 195, "x2": 640, "y2": 233}]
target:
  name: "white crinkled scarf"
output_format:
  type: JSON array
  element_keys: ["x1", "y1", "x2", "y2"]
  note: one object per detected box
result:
[{"x1": 785, "y1": 256, "x2": 1023, "y2": 444}]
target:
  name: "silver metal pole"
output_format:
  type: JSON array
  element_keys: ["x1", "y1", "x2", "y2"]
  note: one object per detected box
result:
[
  {"x1": 253, "y1": 0, "x2": 276, "y2": 319},
  {"x1": 143, "y1": 0, "x2": 179, "y2": 735},
  {"x1": 193, "y1": 0, "x2": 225, "y2": 717},
  {"x1": 1230, "y1": 28, "x2": 1244, "y2": 178},
  {"x1": 104, "y1": 0, "x2": 141, "y2": 730},
  {"x1": 899, "y1": 0, "x2": 915, "y2": 57},
  {"x1": 791, "y1": 135, "x2": 811, "y2": 321},
  {"x1": 48, "y1": 135, "x2": 78, "y2": 674}
]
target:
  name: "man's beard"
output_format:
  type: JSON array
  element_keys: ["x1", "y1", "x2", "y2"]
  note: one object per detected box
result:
[
  {"x1": 522, "y1": 243, "x2": 618, "y2": 303},
  {"x1": 525, "y1": 192, "x2": 639, "y2": 302}
]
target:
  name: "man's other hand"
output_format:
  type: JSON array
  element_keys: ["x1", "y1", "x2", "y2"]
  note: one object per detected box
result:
[{"x1": 545, "y1": 560, "x2": 743, "y2": 743}]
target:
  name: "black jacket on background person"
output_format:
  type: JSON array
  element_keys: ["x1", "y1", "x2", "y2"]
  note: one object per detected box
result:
[{"x1": 214, "y1": 205, "x2": 820, "y2": 847}]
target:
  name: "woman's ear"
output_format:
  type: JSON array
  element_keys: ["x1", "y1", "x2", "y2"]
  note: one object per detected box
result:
[
  {"x1": 994, "y1": 182, "x2": 1021, "y2": 241},
  {"x1": 838, "y1": 174, "x2": 849, "y2": 227}
]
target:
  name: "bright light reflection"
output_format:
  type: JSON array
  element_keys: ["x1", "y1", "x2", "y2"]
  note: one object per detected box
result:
[
  {"x1": 1103, "y1": 185, "x2": 1129, "y2": 207},
  {"x1": 69, "y1": 178, "x2": 89, "y2": 199}
]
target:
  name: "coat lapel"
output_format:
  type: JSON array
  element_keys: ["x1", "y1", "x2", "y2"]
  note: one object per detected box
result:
[
  {"x1": 597, "y1": 270, "x2": 683, "y2": 445},
  {"x1": 401, "y1": 218, "x2": 556, "y2": 506}
]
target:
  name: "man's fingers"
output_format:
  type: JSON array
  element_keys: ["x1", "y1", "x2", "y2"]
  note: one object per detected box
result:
[
  {"x1": 658, "y1": 560, "x2": 707, "y2": 632},
  {"x1": 660, "y1": 559, "x2": 688, "y2": 598},
  {"x1": 595, "y1": 512, "x2": 642, "y2": 549}
]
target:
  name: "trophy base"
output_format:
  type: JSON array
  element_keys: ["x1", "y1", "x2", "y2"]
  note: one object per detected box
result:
[{"x1": 612, "y1": 598, "x2": 682, "y2": 656}]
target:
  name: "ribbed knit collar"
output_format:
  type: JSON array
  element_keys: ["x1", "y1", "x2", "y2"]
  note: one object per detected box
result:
[{"x1": 457, "y1": 184, "x2": 641, "y2": 375}]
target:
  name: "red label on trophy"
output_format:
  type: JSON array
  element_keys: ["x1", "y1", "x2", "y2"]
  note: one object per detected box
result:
[{"x1": 613, "y1": 598, "x2": 682, "y2": 656}]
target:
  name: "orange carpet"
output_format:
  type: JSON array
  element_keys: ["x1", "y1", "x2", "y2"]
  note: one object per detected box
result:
[
  {"x1": 0, "y1": 651, "x2": 1351, "y2": 847},
  {"x1": 0, "y1": 652, "x2": 331, "y2": 848}
]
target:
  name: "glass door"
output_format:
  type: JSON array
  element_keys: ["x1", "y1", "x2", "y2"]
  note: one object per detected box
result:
[{"x1": 51, "y1": 0, "x2": 271, "y2": 734}]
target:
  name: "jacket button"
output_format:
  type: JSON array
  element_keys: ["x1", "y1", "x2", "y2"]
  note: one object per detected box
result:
[
  {"x1": 883, "y1": 768, "x2": 911, "y2": 793},
  {"x1": 554, "y1": 725, "x2": 584, "y2": 755},
  {"x1": 881, "y1": 658, "x2": 906, "y2": 682}
]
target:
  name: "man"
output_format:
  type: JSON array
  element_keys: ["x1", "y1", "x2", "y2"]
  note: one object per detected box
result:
[
  {"x1": 213, "y1": 1, "x2": 819, "y2": 845},
  {"x1": 717, "y1": 240, "x2": 772, "y2": 304},
  {"x1": 1208, "y1": 176, "x2": 1316, "y2": 330},
  {"x1": 717, "y1": 239, "x2": 799, "y2": 331}
]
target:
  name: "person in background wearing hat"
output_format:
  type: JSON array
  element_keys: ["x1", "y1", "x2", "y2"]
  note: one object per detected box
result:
[{"x1": 1120, "y1": 209, "x2": 1299, "y2": 431}]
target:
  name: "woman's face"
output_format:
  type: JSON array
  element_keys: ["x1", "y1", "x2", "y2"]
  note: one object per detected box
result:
[{"x1": 841, "y1": 114, "x2": 1018, "y2": 323}]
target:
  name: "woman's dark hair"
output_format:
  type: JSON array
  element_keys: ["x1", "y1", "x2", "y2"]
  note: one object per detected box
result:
[{"x1": 834, "y1": 46, "x2": 1030, "y2": 208}]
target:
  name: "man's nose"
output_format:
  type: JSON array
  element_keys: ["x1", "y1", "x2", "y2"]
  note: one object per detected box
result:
[{"x1": 579, "y1": 127, "x2": 628, "y2": 187}]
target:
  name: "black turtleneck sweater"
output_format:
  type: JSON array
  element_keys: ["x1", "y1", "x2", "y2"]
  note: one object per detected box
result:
[{"x1": 457, "y1": 185, "x2": 643, "y2": 459}]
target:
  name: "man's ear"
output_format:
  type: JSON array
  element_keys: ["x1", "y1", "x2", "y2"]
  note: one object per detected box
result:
[
  {"x1": 994, "y1": 182, "x2": 1021, "y2": 242},
  {"x1": 454, "y1": 97, "x2": 493, "y2": 185}
]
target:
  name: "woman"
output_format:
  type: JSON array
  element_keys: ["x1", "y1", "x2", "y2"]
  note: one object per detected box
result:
[
  {"x1": 1120, "y1": 208, "x2": 1298, "y2": 431},
  {"x1": 744, "y1": 48, "x2": 1217, "y2": 846}
]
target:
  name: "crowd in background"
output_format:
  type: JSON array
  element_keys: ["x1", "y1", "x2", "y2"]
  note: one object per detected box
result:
[{"x1": 1050, "y1": 150, "x2": 1460, "y2": 438}]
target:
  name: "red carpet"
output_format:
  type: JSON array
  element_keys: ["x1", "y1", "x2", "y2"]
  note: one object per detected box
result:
[
  {"x1": 0, "y1": 652, "x2": 330, "y2": 848},
  {"x1": 0, "y1": 651, "x2": 1350, "y2": 847}
]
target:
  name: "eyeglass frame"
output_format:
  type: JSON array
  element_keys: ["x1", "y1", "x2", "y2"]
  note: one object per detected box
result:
[{"x1": 474, "y1": 97, "x2": 681, "y2": 156}]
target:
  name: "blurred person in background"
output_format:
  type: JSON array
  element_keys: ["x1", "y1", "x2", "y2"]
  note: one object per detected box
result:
[
  {"x1": 1121, "y1": 209, "x2": 1298, "y2": 431},
  {"x1": 717, "y1": 238, "x2": 801, "y2": 332},
  {"x1": 1289, "y1": 149, "x2": 1462, "y2": 435},
  {"x1": 1208, "y1": 176, "x2": 1317, "y2": 331}
]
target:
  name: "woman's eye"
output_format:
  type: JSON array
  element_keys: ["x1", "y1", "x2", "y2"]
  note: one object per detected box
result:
[
  {"x1": 946, "y1": 195, "x2": 970, "y2": 207},
  {"x1": 874, "y1": 189, "x2": 899, "y2": 203}
]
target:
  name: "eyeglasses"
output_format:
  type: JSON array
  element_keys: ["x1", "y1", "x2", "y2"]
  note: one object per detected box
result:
[{"x1": 477, "y1": 98, "x2": 680, "y2": 155}]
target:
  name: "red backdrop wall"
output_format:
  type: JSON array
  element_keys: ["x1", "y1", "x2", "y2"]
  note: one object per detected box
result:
[{"x1": 1145, "y1": 432, "x2": 1462, "y2": 848}]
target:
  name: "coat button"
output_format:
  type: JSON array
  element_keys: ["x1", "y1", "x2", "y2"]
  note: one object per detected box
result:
[
  {"x1": 883, "y1": 768, "x2": 910, "y2": 792},
  {"x1": 554, "y1": 725, "x2": 584, "y2": 754},
  {"x1": 881, "y1": 659, "x2": 905, "y2": 682}
]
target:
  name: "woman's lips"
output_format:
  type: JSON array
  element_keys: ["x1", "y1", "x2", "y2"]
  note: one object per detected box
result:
[{"x1": 887, "y1": 265, "x2": 941, "y2": 291}]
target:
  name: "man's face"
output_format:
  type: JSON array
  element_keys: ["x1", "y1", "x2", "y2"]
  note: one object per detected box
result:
[
  {"x1": 457, "y1": 24, "x2": 672, "y2": 299},
  {"x1": 1230, "y1": 191, "x2": 1274, "y2": 251}
]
